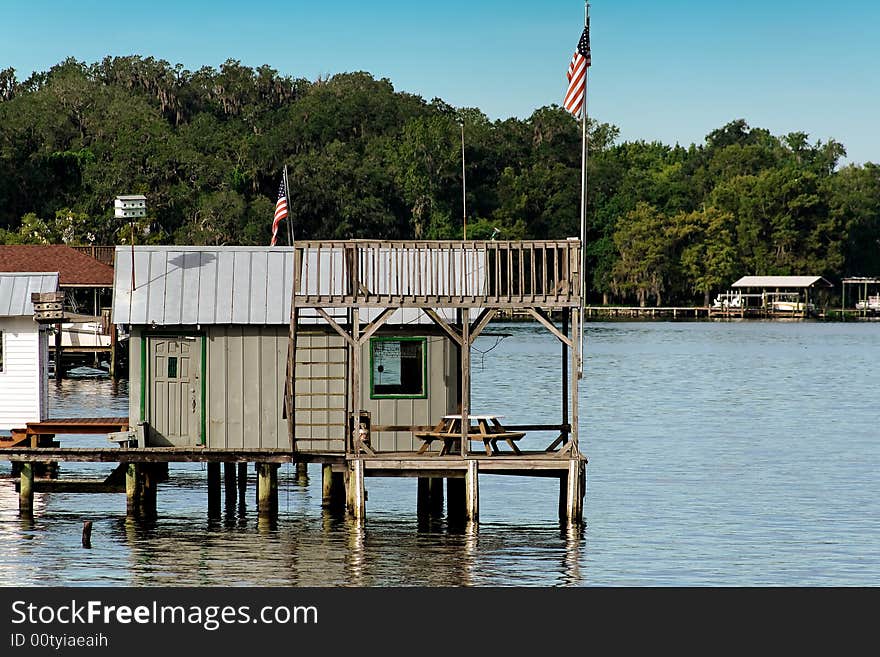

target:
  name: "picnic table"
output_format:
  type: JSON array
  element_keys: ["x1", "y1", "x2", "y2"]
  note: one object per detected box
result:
[{"x1": 415, "y1": 414, "x2": 525, "y2": 456}]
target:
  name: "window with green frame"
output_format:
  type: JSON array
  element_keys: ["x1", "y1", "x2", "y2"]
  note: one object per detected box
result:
[{"x1": 370, "y1": 337, "x2": 427, "y2": 399}]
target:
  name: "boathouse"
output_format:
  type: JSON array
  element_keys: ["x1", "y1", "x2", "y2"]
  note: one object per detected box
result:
[
  {"x1": 0, "y1": 273, "x2": 58, "y2": 432},
  {"x1": 6, "y1": 239, "x2": 585, "y2": 524},
  {"x1": 110, "y1": 245, "x2": 460, "y2": 451},
  {"x1": 0, "y1": 245, "x2": 116, "y2": 374},
  {"x1": 712, "y1": 275, "x2": 832, "y2": 318}
]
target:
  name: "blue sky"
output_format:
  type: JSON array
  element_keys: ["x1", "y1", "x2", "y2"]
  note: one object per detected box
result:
[{"x1": 2, "y1": 0, "x2": 878, "y2": 164}]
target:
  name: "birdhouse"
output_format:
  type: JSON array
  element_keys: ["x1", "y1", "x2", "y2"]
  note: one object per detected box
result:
[{"x1": 114, "y1": 195, "x2": 147, "y2": 220}]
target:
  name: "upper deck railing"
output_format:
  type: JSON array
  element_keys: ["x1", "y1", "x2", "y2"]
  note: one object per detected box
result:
[{"x1": 292, "y1": 239, "x2": 581, "y2": 308}]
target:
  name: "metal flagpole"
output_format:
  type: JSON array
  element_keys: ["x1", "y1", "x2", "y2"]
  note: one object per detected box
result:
[
  {"x1": 461, "y1": 122, "x2": 467, "y2": 240},
  {"x1": 283, "y1": 164, "x2": 294, "y2": 247},
  {"x1": 577, "y1": 1, "x2": 589, "y2": 379}
]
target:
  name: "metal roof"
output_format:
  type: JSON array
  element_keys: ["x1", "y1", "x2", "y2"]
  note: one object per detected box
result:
[
  {"x1": 112, "y1": 246, "x2": 467, "y2": 326},
  {"x1": 731, "y1": 275, "x2": 833, "y2": 289},
  {"x1": 0, "y1": 273, "x2": 59, "y2": 317}
]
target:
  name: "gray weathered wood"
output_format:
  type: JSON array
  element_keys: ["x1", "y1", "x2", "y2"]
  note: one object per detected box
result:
[
  {"x1": 256, "y1": 462, "x2": 279, "y2": 517},
  {"x1": 525, "y1": 307, "x2": 572, "y2": 347},
  {"x1": 423, "y1": 308, "x2": 463, "y2": 346},
  {"x1": 460, "y1": 307, "x2": 470, "y2": 457},
  {"x1": 465, "y1": 459, "x2": 479, "y2": 521}
]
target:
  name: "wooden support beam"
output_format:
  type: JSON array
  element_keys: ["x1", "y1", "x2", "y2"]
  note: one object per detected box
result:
[
  {"x1": 125, "y1": 463, "x2": 140, "y2": 516},
  {"x1": 139, "y1": 464, "x2": 158, "y2": 518},
  {"x1": 468, "y1": 308, "x2": 498, "y2": 344},
  {"x1": 525, "y1": 307, "x2": 572, "y2": 347},
  {"x1": 322, "y1": 464, "x2": 345, "y2": 509},
  {"x1": 350, "y1": 307, "x2": 361, "y2": 455},
  {"x1": 207, "y1": 462, "x2": 221, "y2": 518},
  {"x1": 316, "y1": 307, "x2": 355, "y2": 347},
  {"x1": 256, "y1": 462, "x2": 279, "y2": 517},
  {"x1": 417, "y1": 477, "x2": 430, "y2": 517},
  {"x1": 460, "y1": 307, "x2": 470, "y2": 458},
  {"x1": 19, "y1": 462, "x2": 33, "y2": 515},
  {"x1": 295, "y1": 461, "x2": 309, "y2": 484},
  {"x1": 423, "y1": 308, "x2": 463, "y2": 346},
  {"x1": 564, "y1": 459, "x2": 585, "y2": 524},
  {"x1": 347, "y1": 459, "x2": 366, "y2": 520},
  {"x1": 465, "y1": 460, "x2": 479, "y2": 521},
  {"x1": 356, "y1": 307, "x2": 396, "y2": 345},
  {"x1": 428, "y1": 477, "x2": 444, "y2": 516},
  {"x1": 237, "y1": 462, "x2": 248, "y2": 499},
  {"x1": 416, "y1": 476, "x2": 446, "y2": 517},
  {"x1": 224, "y1": 462, "x2": 236, "y2": 504},
  {"x1": 285, "y1": 305, "x2": 300, "y2": 451},
  {"x1": 447, "y1": 477, "x2": 465, "y2": 523}
]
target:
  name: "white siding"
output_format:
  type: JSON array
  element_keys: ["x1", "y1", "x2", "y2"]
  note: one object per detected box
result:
[{"x1": 0, "y1": 317, "x2": 48, "y2": 430}]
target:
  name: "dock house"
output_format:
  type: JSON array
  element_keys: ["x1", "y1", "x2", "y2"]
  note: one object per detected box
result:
[
  {"x1": 0, "y1": 245, "x2": 116, "y2": 374},
  {"x1": 0, "y1": 273, "x2": 59, "y2": 433},
  {"x1": 841, "y1": 277, "x2": 880, "y2": 316},
  {"x1": 6, "y1": 240, "x2": 586, "y2": 524},
  {"x1": 711, "y1": 275, "x2": 832, "y2": 318}
]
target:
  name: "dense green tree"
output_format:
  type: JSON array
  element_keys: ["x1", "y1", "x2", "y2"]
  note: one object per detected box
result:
[{"x1": 1, "y1": 58, "x2": 878, "y2": 306}]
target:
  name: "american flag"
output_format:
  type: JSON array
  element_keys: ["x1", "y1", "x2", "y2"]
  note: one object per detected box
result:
[
  {"x1": 270, "y1": 176, "x2": 288, "y2": 246},
  {"x1": 563, "y1": 19, "x2": 591, "y2": 118}
]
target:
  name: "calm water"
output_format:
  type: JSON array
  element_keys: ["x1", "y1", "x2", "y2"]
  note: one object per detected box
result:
[{"x1": 1, "y1": 321, "x2": 878, "y2": 586}]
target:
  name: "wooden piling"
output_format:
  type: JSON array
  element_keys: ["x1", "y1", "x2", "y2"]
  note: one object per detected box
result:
[
  {"x1": 562, "y1": 459, "x2": 585, "y2": 524},
  {"x1": 465, "y1": 460, "x2": 479, "y2": 521},
  {"x1": 417, "y1": 477, "x2": 431, "y2": 516},
  {"x1": 322, "y1": 464, "x2": 344, "y2": 509},
  {"x1": 207, "y1": 462, "x2": 221, "y2": 517},
  {"x1": 139, "y1": 465, "x2": 158, "y2": 518},
  {"x1": 237, "y1": 462, "x2": 248, "y2": 499},
  {"x1": 256, "y1": 462, "x2": 279, "y2": 517},
  {"x1": 19, "y1": 462, "x2": 34, "y2": 514},
  {"x1": 223, "y1": 462, "x2": 236, "y2": 504},
  {"x1": 125, "y1": 463, "x2": 140, "y2": 516},
  {"x1": 417, "y1": 476, "x2": 446, "y2": 517},
  {"x1": 447, "y1": 476, "x2": 465, "y2": 522},
  {"x1": 429, "y1": 477, "x2": 444, "y2": 516},
  {"x1": 346, "y1": 459, "x2": 365, "y2": 520},
  {"x1": 295, "y1": 461, "x2": 309, "y2": 484},
  {"x1": 82, "y1": 520, "x2": 92, "y2": 548}
]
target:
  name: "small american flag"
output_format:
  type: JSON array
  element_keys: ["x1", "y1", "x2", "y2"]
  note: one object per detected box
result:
[
  {"x1": 563, "y1": 19, "x2": 591, "y2": 118},
  {"x1": 270, "y1": 176, "x2": 288, "y2": 246}
]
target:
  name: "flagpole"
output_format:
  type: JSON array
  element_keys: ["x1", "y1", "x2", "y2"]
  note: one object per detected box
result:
[
  {"x1": 461, "y1": 122, "x2": 467, "y2": 240},
  {"x1": 577, "y1": 1, "x2": 589, "y2": 379},
  {"x1": 283, "y1": 164, "x2": 294, "y2": 247}
]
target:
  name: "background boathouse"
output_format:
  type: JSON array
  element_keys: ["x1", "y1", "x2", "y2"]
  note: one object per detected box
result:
[{"x1": 0, "y1": 273, "x2": 58, "y2": 433}]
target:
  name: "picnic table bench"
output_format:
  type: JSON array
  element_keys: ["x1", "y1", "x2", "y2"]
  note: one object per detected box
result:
[{"x1": 415, "y1": 415, "x2": 525, "y2": 456}]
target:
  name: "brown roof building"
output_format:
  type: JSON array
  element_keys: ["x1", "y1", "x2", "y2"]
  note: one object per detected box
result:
[{"x1": 0, "y1": 245, "x2": 114, "y2": 288}]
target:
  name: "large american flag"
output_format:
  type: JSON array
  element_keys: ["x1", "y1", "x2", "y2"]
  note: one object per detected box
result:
[
  {"x1": 270, "y1": 176, "x2": 288, "y2": 246},
  {"x1": 563, "y1": 19, "x2": 591, "y2": 118}
]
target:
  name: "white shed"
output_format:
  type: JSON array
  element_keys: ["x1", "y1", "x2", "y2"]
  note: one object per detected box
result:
[{"x1": 0, "y1": 273, "x2": 59, "y2": 431}]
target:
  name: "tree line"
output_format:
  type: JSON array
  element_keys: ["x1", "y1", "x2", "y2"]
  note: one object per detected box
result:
[{"x1": 1, "y1": 57, "x2": 878, "y2": 305}]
